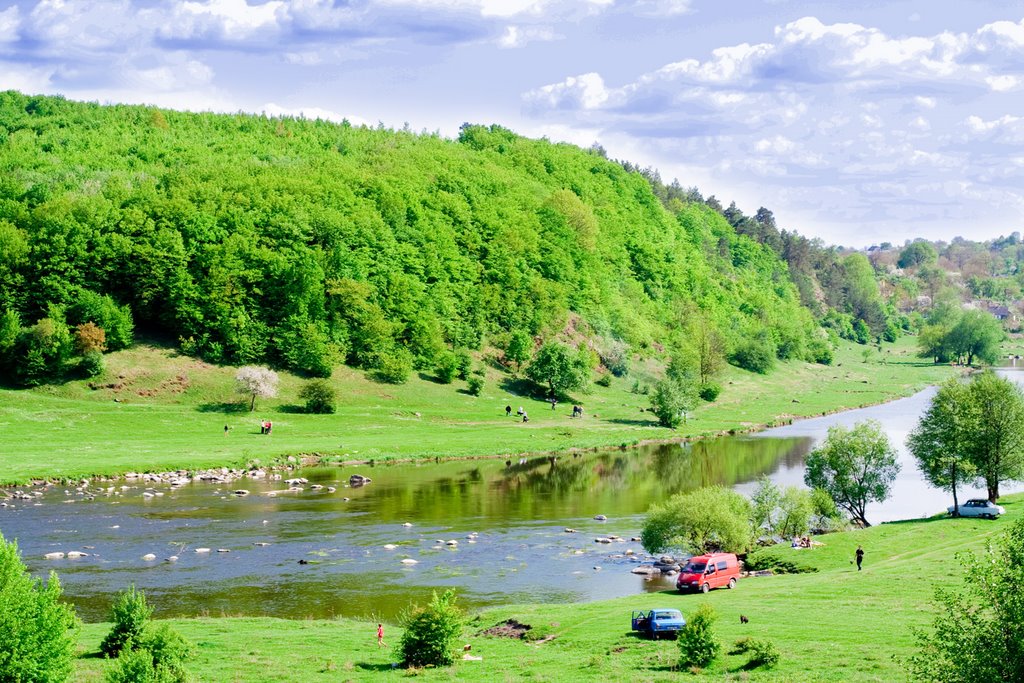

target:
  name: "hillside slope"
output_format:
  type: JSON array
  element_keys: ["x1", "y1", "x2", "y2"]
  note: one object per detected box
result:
[{"x1": 0, "y1": 92, "x2": 814, "y2": 379}]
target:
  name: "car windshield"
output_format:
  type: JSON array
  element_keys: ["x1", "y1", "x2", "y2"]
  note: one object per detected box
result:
[{"x1": 683, "y1": 562, "x2": 706, "y2": 573}]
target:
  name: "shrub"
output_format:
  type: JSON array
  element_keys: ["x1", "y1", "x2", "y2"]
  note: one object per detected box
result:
[
  {"x1": 101, "y1": 585, "x2": 153, "y2": 657},
  {"x1": 649, "y1": 379, "x2": 698, "y2": 429},
  {"x1": 74, "y1": 322, "x2": 107, "y2": 355},
  {"x1": 807, "y1": 337, "x2": 834, "y2": 365},
  {"x1": 595, "y1": 373, "x2": 612, "y2": 387},
  {"x1": 641, "y1": 486, "x2": 753, "y2": 554},
  {"x1": 398, "y1": 590, "x2": 464, "y2": 668},
  {"x1": 466, "y1": 375, "x2": 484, "y2": 396},
  {"x1": 730, "y1": 637, "x2": 780, "y2": 669},
  {"x1": 698, "y1": 383, "x2": 721, "y2": 402},
  {"x1": 67, "y1": 290, "x2": 134, "y2": 350},
  {"x1": 299, "y1": 379, "x2": 337, "y2": 414},
  {"x1": 743, "y1": 552, "x2": 816, "y2": 574},
  {"x1": 0, "y1": 533, "x2": 79, "y2": 683},
  {"x1": 434, "y1": 351, "x2": 459, "y2": 384},
  {"x1": 374, "y1": 350, "x2": 413, "y2": 384},
  {"x1": 81, "y1": 350, "x2": 105, "y2": 377},
  {"x1": 105, "y1": 624, "x2": 193, "y2": 683},
  {"x1": 455, "y1": 349, "x2": 473, "y2": 380},
  {"x1": 678, "y1": 604, "x2": 720, "y2": 668},
  {"x1": 730, "y1": 337, "x2": 776, "y2": 374},
  {"x1": 598, "y1": 340, "x2": 630, "y2": 377}
]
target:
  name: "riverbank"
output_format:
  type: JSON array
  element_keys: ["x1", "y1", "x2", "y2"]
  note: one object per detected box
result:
[
  {"x1": 66, "y1": 492, "x2": 1021, "y2": 681},
  {"x1": 0, "y1": 337, "x2": 954, "y2": 484}
]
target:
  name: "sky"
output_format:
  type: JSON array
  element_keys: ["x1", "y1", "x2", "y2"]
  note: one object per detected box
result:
[{"x1": 1, "y1": 1, "x2": 1023, "y2": 247}]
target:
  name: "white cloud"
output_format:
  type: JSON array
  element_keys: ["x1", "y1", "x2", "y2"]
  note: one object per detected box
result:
[
  {"x1": 499, "y1": 24, "x2": 558, "y2": 48},
  {"x1": 525, "y1": 72, "x2": 611, "y2": 110},
  {"x1": 0, "y1": 61, "x2": 54, "y2": 91},
  {"x1": 0, "y1": 6, "x2": 19, "y2": 43},
  {"x1": 161, "y1": 0, "x2": 285, "y2": 41},
  {"x1": 261, "y1": 102, "x2": 370, "y2": 127},
  {"x1": 633, "y1": 0, "x2": 692, "y2": 17}
]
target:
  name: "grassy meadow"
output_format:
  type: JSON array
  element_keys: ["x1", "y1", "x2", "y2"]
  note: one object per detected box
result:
[
  {"x1": 0, "y1": 336, "x2": 955, "y2": 484},
  {"x1": 67, "y1": 493, "x2": 1022, "y2": 682}
]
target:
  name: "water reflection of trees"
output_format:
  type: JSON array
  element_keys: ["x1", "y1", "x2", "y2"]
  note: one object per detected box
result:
[{"x1": 353, "y1": 437, "x2": 811, "y2": 525}]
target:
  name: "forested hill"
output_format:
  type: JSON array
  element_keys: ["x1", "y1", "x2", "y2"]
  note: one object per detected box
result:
[{"x1": 0, "y1": 91, "x2": 819, "y2": 385}]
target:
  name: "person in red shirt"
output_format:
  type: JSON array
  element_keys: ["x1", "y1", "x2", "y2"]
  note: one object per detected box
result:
[{"x1": 377, "y1": 623, "x2": 385, "y2": 648}]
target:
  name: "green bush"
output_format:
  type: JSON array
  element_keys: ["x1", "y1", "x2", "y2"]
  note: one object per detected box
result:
[
  {"x1": 397, "y1": 590, "x2": 464, "y2": 668},
  {"x1": 730, "y1": 337, "x2": 776, "y2": 374},
  {"x1": 298, "y1": 379, "x2": 337, "y2": 414},
  {"x1": 374, "y1": 350, "x2": 413, "y2": 384},
  {"x1": 81, "y1": 350, "x2": 105, "y2": 377},
  {"x1": 105, "y1": 624, "x2": 193, "y2": 683},
  {"x1": 729, "y1": 637, "x2": 780, "y2": 669},
  {"x1": 698, "y1": 383, "x2": 721, "y2": 402},
  {"x1": 595, "y1": 373, "x2": 612, "y2": 387},
  {"x1": 743, "y1": 551, "x2": 816, "y2": 575},
  {"x1": 678, "y1": 604, "x2": 720, "y2": 668},
  {"x1": 807, "y1": 337, "x2": 834, "y2": 365},
  {"x1": 466, "y1": 375, "x2": 484, "y2": 396},
  {"x1": 101, "y1": 585, "x2": 153, "y2": 657},
  {"x1": 455, "y1": 349, "x2": 473, "y2": 380},
  {"x1": 0, "y1": 533, "x2": 79, "y2": 683},
  {"x1": 434, "y1": 351, "x2": 459, "y2": 384}
]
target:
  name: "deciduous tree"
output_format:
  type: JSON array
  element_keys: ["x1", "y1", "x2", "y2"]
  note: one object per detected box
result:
[
  {"x1": 804, "y1": 420, "x2": 899, "y2": 526},
  {"x1": 907, "y1": 378, "x2": 976, "y2": 515},
  {"x1": 909, "y1": 518, "x2": 1024, "y2": 682},
  {"x1": 235, "y1": 366, "x2": 279, "y2": 412}
]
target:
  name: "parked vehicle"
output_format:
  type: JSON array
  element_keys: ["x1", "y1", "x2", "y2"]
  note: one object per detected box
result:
[
  {"x1": 947, "y1": 499, "x2": 1005, "y2": 519},
  {"x1": 676, "y1": 552, "x2": 741, "y2": 593},
  {"x1": 631, "y1": 608, "x2": 685, "y2": 639}
]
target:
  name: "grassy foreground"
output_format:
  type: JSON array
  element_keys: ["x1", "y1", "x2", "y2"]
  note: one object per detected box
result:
[
  {"x1": 0, "y1": 336, "x2": 952, "y2": 483},
  {"x1": 69, "y1": 493, "x2": 1022, "y2": 682}
]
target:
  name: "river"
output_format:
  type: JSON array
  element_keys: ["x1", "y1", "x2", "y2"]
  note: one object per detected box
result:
[{"x1": 2, "y1": 370, "x2": 1021, "y2": 622}]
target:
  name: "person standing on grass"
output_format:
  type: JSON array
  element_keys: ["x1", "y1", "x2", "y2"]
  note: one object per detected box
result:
[
  {"x1": 506, "y1": 405, "x2": 512, "y2": 417},
  {"x1": 377, "y1": 623, "x2": 385, "y2": 648},
  {"x1": 224, "y1": 424, "x2": 229, "y2": 436},
  {"x1": 855, "y1": 545, "x2": 864, "y2": 570}
]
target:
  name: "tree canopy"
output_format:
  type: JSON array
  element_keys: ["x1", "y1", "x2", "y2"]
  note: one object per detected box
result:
[
  {"x1": 0, "y1": 92, "x2": 818, "y2": 383},
  {"x1": 804, "y1": 420, "x2": 900, "y2": 526},
  {"x1": 907, "y1": 378, "x2": 977, "y2": 515}
]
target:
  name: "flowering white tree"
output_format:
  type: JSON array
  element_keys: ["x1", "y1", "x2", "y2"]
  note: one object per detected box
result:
[{"x1": 235, "y1": 366, "x2": 279, "y2": 412}]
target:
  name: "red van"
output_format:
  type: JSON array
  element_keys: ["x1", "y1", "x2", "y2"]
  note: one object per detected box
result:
[{"x1": 676, "y1": 553, "x2": 741, "y2": 593}]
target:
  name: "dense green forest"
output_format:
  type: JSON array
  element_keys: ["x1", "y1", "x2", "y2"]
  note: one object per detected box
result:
[{"x1": 0, "y1": 91, "x2": 822, "y2": 387}]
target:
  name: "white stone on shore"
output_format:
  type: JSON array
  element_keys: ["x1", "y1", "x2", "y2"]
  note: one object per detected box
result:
[
  {"x1": 383, "y1": 544, "x2": 398, "y2": 550},
  {"x1": 195, "y1": 548, "x2": 211, "y2": 553},
  {"x1": 44, "y1": 552, "x2": 65, "y2": 560},
  {"x1": 401, "y1": 558, "x2": 418, "y2": 565},
  {"x1": 66, "y1": 551, "x2": 88, "y2": 559},
  {"x1": 142, "y1": 553, "x2": 157, "y2": 561}
]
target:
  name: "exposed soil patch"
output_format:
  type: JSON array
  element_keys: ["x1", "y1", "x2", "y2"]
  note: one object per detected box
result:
[{"x1": 480, "y1": 619, "x2": 532, "y2": 639}]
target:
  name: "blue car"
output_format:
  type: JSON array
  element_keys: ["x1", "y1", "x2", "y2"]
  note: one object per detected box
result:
[{"x1": 631, "y1": 609, "x2": 686, "y2": 639}]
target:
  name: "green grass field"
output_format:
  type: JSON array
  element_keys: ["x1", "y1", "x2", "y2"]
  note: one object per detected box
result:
[
  {"x1": 0, "y1": 336, "x2": 954, "y2": 484},
  {"x1": 68, "y1": 493, "x2": 1021, "y2": 682}
]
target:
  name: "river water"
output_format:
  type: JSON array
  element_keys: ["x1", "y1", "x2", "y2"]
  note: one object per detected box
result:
[{"x1": 3, "y1": 370, "x2": 1022, "y2": 622}]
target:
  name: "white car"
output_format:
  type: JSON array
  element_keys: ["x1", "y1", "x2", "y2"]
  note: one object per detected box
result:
[{"x1": 947, "y1": 499, "x2": 1006, "y2": 519}]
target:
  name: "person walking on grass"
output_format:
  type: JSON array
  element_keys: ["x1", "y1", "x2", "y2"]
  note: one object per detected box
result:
[
  {"x1": 377, "y1": 623, "x2": 385, "y2": 648},
  {"x1": 855, "y1": 545, "x2": 864, "y2": 571}
]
